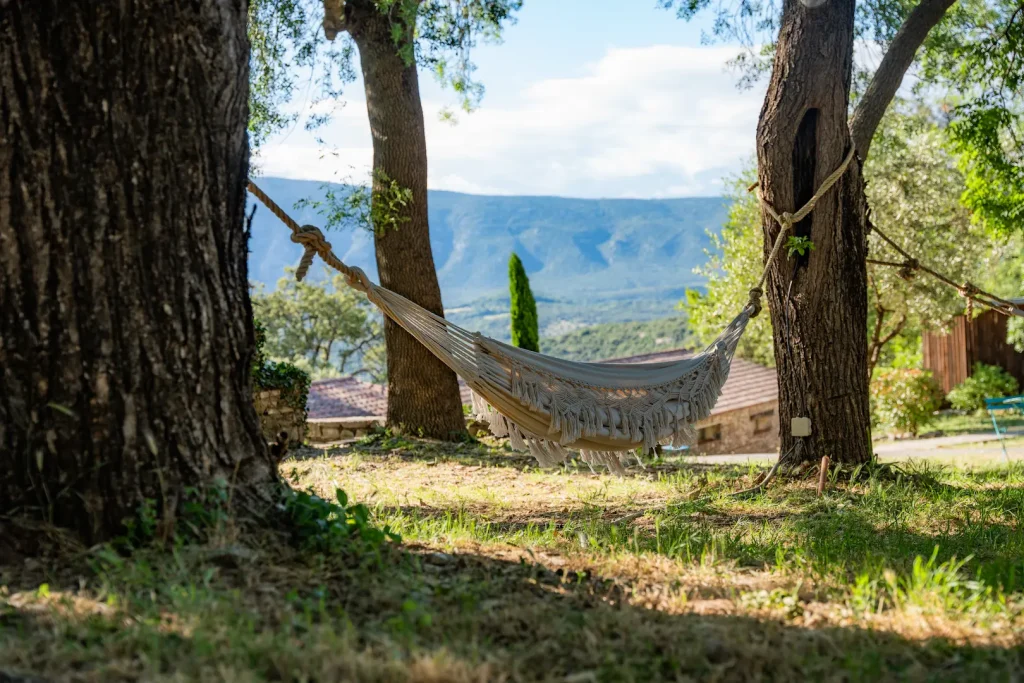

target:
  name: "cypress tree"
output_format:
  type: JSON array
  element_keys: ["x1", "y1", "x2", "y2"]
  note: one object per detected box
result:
[{"x1": 508, "y1": 252, "x2": 540, "y2": 352}]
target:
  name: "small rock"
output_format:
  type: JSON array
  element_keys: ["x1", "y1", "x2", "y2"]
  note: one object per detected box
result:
[
  {"x1": 203, "y1": 545, "x2": 258, "y2": 568},
  {"x1": 424, "y1": 551, "x2": 455, "y2": 566}
]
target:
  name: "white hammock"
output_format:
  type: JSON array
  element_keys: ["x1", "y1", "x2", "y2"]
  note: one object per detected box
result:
[
  {"x1": 247, "y1": 148, "x2": 853, "y2": 470},
  {"x1": 368, "y1": 281, "x2": 750, "y2": 472}
]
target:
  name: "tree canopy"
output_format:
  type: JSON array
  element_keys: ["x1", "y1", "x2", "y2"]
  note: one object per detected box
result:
[
  {"x1": 253, "y1": 267, "x2": 385, "y2": 381},
  {"x1": 684, "y1": 106, "x2": 1017, "y2": 371},
  {"x1": 509, "y1": 252, "x2": 540, "y2": 352},
  {"x1": 661, "y1": 0, "x2": 1024, "y2": 234},
  {"x1": 247, "y1": 0, "x2": 521, "y2": 149}
]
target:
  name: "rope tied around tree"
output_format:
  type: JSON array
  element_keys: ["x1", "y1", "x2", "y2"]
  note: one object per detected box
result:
[
  {"x1": 247, "y1": 180, "x2": 371, "y2": 292},
  {"x1": 747, "y1": 146, "x2": 857, "y2": 317},
  {"x1": 866, "y1": 216, "x2": 1024, "y2": 319},
  {"x1": 960, "y1": 281, "x2": 979, "y2": 319}
]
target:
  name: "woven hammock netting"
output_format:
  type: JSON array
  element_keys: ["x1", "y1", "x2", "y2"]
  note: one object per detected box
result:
[{"x1": 369, "y1": 281, "x2": 751, "y2": 473}]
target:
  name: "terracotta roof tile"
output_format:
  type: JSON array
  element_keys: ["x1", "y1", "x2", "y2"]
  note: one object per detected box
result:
[
  {"x1": 307, "y1": 349, "x2": 778, "y2": 419},
  {"x1": 307, "y1": 376, "x2": 388, "y2": 419}
]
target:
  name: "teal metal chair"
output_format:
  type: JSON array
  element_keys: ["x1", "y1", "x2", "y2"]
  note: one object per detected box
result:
[{"x1": 985, "y1": 396, "x2": 1024, "y2": 463}]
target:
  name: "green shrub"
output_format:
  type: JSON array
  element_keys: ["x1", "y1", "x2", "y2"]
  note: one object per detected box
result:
[
  {"x1": 871, "y1": 368, "x2": 943, "y2": 436},
  {"x1": 947, "y1": 363, "x2": 1020, "y2": 412},
  {"x1": 281, "y1": 487, "x2": 400, "y2": 553},
  {"x1": 1008, "y1": 316, "x2": 1024, "y2": 353},
  {"x1": 252, "y1": 318, "x2": 310, "y2": 415}
]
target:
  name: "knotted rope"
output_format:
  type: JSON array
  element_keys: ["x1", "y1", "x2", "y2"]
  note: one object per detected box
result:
[
  {"x1": 866, "y1": 218, "x2": 1024, "y2": 319},
  {"x1": 246, "y1": 180, "x2": 371, "y2": 292},
  {"x1": 746, "y1": 146, "x2": 857, "y2": 317}
]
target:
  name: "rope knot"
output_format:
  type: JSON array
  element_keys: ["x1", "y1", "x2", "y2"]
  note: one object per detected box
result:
[
  {"x1": 343, "y1": 266, "x2": 372, "y2": 293},
  {"x1": 897, "y1": 258, "x2": 919, "y2": 282},
  {"x1": 291, "y1": 225, "x2": 332, "y2": 282},
  {"x1": 779, "y1": 212, "x2": 794, "y2": 229},
  {"x1": 746, "y1": 287, "x2": 764, "y2": 318},
  {"x1": 960, "y1": 281, "x2": 978, "y2": 319},
  {"x1": 959, "y1": 281, "x2": 978, "y2": 298}
]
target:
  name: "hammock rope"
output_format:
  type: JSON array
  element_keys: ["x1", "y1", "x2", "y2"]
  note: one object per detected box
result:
[
  {"x1": 245, "y1": 148, "x2": 855, "y2": 470},
  {"x1": 748, "y1": 150, "x2": 1023, "y2": 320},
  {"x1": 865, "y1": 219, "x2": 1024, "y2": 319}
]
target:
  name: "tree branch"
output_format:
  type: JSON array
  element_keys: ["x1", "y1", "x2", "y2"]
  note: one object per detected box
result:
[
  {"x1": 868, "y1": 280, "x2": 888, "y2": 377},
  {"x1": 879, "y1": 313, "x2": 908, "y2": 349},
  {"x1": 323, "y1": 0, "x2": 346, "y2": 40},
  {"x1": 849, "y1": 0, "x2": 957, "y2": 160}
]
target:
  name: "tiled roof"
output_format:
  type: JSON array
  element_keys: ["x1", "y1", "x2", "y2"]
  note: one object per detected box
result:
[
  {"x1": 307, "y1": 349, "x2": 778, "y2": 419},
  {"x1": 599, "y1": 349, "x2": 778, "y2": 415},
  {"x1": 307, "y1": 375, "x2": 472, "y2": 419},
  {"x1": 307, "y1": 376, "x2": 388, "y2": 419}
]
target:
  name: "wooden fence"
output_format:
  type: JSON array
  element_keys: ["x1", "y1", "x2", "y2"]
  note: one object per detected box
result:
[{"x1": 923, "y1": 309, "x2": 1024, "y2": 394}]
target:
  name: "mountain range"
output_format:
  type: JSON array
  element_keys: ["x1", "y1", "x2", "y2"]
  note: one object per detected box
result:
[{"x1": 247, "y1": 177, "x2": 728, "y2": 340}]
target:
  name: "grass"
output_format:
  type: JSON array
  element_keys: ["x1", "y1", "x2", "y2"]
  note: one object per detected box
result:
[
  {"x1": 3, "y1": 434, "x2": 1024, "y2": 681},
  {"x1": 922, "y1": 410, "x2": 1024, "y2": 437}
]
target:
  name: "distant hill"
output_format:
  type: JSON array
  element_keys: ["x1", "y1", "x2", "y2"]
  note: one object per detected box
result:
[
  {"x1": 541, "y1": 316, "x2": 692, "y2": 361},
  {"x1": 443, "y1": 291, "x2": 691, "y2": 343},
  {"x1": 247, "y1": 177, "x2": 727, "y2": 308}
]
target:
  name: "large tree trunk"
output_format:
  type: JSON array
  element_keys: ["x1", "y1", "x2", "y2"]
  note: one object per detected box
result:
[
  {"x1": 756, "y1": 0, "x2": 872, "y2": 465},
  {"x1": 0, "y1": 0, "x2": 277, "y2": 544},
  {"x1": 345, "y1": 1, "x2": 466, "y2": 440}
]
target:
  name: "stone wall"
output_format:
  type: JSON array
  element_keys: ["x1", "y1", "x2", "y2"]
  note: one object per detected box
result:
[
  {"x1": 692, "y1": 401, "x2": 779, "y2": 455},
  {"x1": 254, "y1": 389, "x2": 306, "y2": 446},
  {"x1": 296, "y1": 402, "x2": 781, "y2": 455},
  {"x1": 306, "y1": 417, "x2": 382, "y2": 443}
]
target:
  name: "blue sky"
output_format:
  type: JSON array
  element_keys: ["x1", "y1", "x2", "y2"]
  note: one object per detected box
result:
[{"x1": 256, "y1": 1, "x2": 768, "y2": 198}]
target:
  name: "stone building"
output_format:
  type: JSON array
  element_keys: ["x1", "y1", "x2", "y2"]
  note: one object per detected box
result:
[
  {"x1": 602, "y1": 349, "x2": 779, "y2": 455},
  {"x1": 305, "y1": 348, "x2": 780, "y2": 456},
  {"x1": 305, "y1": 376, "x2": 389, "y2": 441},
  {"x1": 253, "y1": 389, "x2": 306, "y2": 445}
]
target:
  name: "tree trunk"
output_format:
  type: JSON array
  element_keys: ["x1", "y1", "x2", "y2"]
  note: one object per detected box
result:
[
  {"x1": 0, "y1": 0, "x2": 277, "y2": 543},
  {"x1": 756, "y1": 0, "x2": 872, "y2": 465},
  {"x1": 346, "y1": 1, "x2": 466, "y2": 440}
]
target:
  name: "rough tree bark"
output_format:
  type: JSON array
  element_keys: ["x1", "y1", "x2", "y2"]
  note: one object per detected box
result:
[
  {"x1": 0, "y1": 0, "x2": 277, "y2": 543},
  {"x1": 332, "y1": 1, "x2": 467, "y2": 440},
  {"x1": 756, "y1": 0, "x2": 871, "y2": 465}
]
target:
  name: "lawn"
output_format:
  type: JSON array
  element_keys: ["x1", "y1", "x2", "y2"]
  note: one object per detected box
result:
[
  {"x1": 2, "y1": 433, "x2": 1023, "y2": 682},
  {"x1": 923, "y1": 411, "x2": 1024, "y2": 437}
]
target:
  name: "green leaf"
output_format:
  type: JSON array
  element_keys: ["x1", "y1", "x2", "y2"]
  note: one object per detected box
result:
[
  {"x1": 785, "y1": 235, "x2": 815, "y2": 258},
  {"x1": 46, "y1": 402, "x2": 77, "y2": 418}
]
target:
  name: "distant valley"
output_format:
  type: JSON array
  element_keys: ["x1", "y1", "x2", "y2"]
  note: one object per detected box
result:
[{"x1": 247, "y1": 177, "x2": 727, "y2": 341}]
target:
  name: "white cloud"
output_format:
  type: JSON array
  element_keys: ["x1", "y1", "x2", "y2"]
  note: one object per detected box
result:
[{"x1": 258, "y1": 45, "x2": 765, "y2": 198}]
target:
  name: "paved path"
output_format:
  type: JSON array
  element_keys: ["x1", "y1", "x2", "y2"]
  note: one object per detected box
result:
[{"x1": 684, "y1": 428, "x2": 1024, "y2": 467}]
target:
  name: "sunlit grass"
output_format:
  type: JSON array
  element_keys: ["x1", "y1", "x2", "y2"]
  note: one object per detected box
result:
[{"x1": 3, "y1": 436, "x2": 1023, "y2": 681}]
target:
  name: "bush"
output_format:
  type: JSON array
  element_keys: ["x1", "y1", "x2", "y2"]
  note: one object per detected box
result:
[
  {"x1": 1008, "y1": 316, "x2": 1024, "y2": 353},
  {"x1": 280, "y1": 487, "x2": 400, "y2": 553},
  {"x1": 252, "y1": 318, "x2": 310, "y2": 416},
  {"x1": 871, "y1": 368, "x2": 943, "y2": 436},
  {"x1": 947, "y1": 363, "x2": 1020, "y2": 412}
]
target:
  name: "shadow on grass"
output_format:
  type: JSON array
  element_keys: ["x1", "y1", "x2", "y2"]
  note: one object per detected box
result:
[
  {"x1": 2, "y1": 535, "x2": 1022, "y2": 683},
  {"x1": 370, "y1": 471, "x2": 1024, "y2": 598}
]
